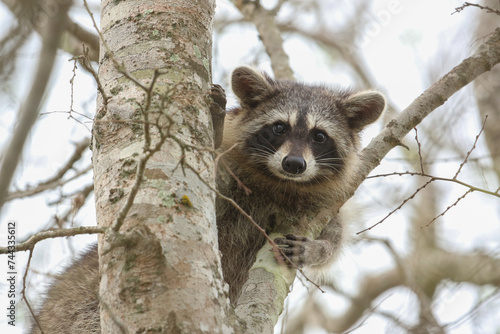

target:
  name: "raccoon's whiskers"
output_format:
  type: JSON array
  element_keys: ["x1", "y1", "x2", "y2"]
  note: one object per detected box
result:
[{"x1": 252, "y1": 144, "x2": 275, "y2": 156}]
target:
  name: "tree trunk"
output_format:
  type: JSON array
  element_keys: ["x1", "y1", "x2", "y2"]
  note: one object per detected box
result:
[
  {"x1": 92, "y1": 0, "x2": 232, "y2": 332},
  {"x1": 474, "y1": 3, "x2": 500, "y2": 180}
]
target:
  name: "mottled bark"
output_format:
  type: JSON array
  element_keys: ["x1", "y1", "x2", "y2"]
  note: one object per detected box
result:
[{"x1": 93, "y1": 0, "x2": 233, "y2": 333}]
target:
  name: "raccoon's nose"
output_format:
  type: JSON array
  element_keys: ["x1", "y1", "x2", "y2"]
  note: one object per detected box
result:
[{"x1": 282, "y1": 156, "x2": 307, "y2": 174}]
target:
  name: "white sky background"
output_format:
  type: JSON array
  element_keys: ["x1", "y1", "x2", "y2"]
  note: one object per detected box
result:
[{"x1": 0, "y1": 0, "x2": 499, "y2": 333}]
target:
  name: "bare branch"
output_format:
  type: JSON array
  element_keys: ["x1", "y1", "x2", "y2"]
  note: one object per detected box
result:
[
  {"x1": 362, "y1": 114, "x2": 494, "y2": 232},
  {"x1": 6, "y1": 138, "x2": 91, "y2": 201},
  {"x1": 281, "y1": 24, "x2": 372, "y2": 83},
  {"x1": 414, "y1": 127, "x2": 425, "y2": 174},
  {"x1": 1, "y1": 0, "x2": 99, "y2": 61},
  {"x1": 384, "y1": 153, "x2": 497, "y2": 165},
  {"x1": 70, "y1": 46, "x2": 109, "y2": 110},
  {"x1": 232, "y1": 0, "x2": 294, "y2": 80},
  {"x1": 239, "y1": 27, "x2": 500, "y2": 329},
  {"x1": 0, "y1": 226, "x2": 105, "y2": 254},
  {"x1": 7, "y1": 165, "x2": 92, "y2": 202},
  {"x1": 444, "y1": 287, "x2": 500, "y2": 330},
  {"x1": 453, "y1": 2, "x2": 500, "y2": 16},
  {"x1": 65, "y1": 18, "x2": 99, "y2": 61},
  {"x1": 47, "y1": 183, "x2": 95, "y2": 229},
  {"x1": 358, "y1": 178, "x2": 434, "y2": 234},
  {"x1": 357, "y1": 28, "x2": 500, "y2": 188},
  {"x1": 111, "y1": 81, "x2": 179, "y2": 233},
  {"x1": 331, "y1": 268, "x2": 402, "y2": 332},
  {"x1": 21, "y1": 249, "x2": 43, "y2": 334},
  {"x1": 0, "y1": 2, "x2": 72, "y2": 212},
  {"x1": 368, "y1": 171, "x2": 500, "y2": 198},
  {"x1": 425, "y1": 189, "x2": 474, "y2": 227},
  {"x1": 425, "y1": 249, "x2": 500, "y2": 287},
  {"x1": 453, "y1": 115, "x2": 487, "y2": 179},
  {"x1": 332, "y1": 247, "x2": 500, "y2": 332}
]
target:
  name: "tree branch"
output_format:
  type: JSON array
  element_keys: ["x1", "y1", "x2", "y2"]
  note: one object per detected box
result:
[
  {"x1": 0, "y1": 1, "x2": 72, "y2": 212},
  {"x1": 358, "y1": 28, "x2": 500, "y2": 185},
  {"x1": 65, "y1": 18, "x2": 100, "y2": 61},
  {"x1": 232, "y1": 0, "x2": 294, "y2": 80},
  {"x1": 238, "y1": 27, "x2": 500, "y2": 332},
  {"x1": 1, "y1": 0, "x2": 99, "y2": 61},
  {"x1": 453, "y1": 2, "x2": 500, "y2": 16},
  {"x1": 5, "y1": 138, "x2": 91, "y2": 202},
  {"x1": 328, "y1": 246, "x2": 500, "y2": 332},
  {"x1": 0, "y1": 226, "x2": 105, "y2": 254},
  {"x1": 331, "y1": 268, "x2": 402, "y2": 332}
]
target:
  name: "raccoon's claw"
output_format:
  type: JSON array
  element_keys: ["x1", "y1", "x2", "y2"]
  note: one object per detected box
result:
[
  {"x1": 273, "y1": 234, "x2": 334, "y2": 268},
  {"x1": 273, "y1": 234, "x2": 309, "y2": 268}
]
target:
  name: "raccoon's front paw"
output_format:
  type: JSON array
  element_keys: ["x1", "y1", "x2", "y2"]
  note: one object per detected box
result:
[
  {"x1": 209, "y1": 84, "x2": 226, "y2": 149},
  {"x1": 273, "y1": 234, "x2": 334, "y2": 268},
  {"x1": 210, "y1": 84, "x2": 226, "y2": 115}
]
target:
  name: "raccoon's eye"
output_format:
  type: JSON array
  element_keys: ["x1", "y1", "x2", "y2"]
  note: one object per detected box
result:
[
  {"x1": 273, "y1": 122, "x2": 286, "y2": 135},
  {"x1": 313, "y1": 131, "x2": 327, "y2": 143}
]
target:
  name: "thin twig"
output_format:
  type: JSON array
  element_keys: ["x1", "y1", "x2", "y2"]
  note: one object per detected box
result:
[
  {"x1": 6, "y1": 135, "x2": 91, "y2": 201},
  {"x1": 454, "y1": 115, "x2": 487, "y2": 179},
  {"x1": 111, "y1": 83, "x2": 180, "y2": 232},
  {"x1": 368, "y1": 171, "x2": 500, "y2": 198},
  {"x1": 384, "y1": 154, "x2": 497, "y2": 165},
  {"x1": 424, "y1": 189, "x2": 474, "y2": 227},
  {"x1": 71, "y1": 45, "x2": 109, "y2": 108},
  {"x1": 414, "y1": 127, "x2": 425, "y2": 174},
  {"x1": 453, "y1": 2, "x2": 500, "y2": 15},
  {"x1": 444, "y1": 287, "x2": 500, "y2": 330},
  {"x1": 22, "y1": 248, "x2": 44, "y2": 334},
  {"x1": 69, "y1": 57, "x2": 78, "y2": 113},
  {"x1": 357, "y1": 179, "x2": 434, "y2": 235}
]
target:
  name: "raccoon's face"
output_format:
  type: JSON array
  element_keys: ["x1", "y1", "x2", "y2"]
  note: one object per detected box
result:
[
  {"x1": 225, "y1": 66, "x2": 386, "y2": 185},
  {"x1": 245, "y1": 109, "x2": 346, "y2": 183}
]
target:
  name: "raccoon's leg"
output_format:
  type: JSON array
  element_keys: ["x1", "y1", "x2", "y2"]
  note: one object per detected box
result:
[
  {"x1": 209, "y1": 84, "x2": 226, "y2": 149},
  {"x1": 273, "y1": 214, "x2": 344, "y2": 269}
]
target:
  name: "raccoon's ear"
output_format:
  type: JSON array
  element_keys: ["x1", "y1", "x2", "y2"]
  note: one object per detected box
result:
[
  {"x1": 343, "y1": 90, "x2": 386, "y2": 130},
  {"x1": 231, "y1": 66, "x2": 273, "y2": 108}
]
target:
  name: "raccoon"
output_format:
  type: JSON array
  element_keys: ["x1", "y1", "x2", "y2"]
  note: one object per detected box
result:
[
  {"x1": 29, "y1": 246, "x2": 100, "y2": 333},
  {"x1": 216, "y1": 66, "x2": 385, "y2": 302},
  {"x1": 29, "y1": 66, "x2": 385, "y2": 332}
]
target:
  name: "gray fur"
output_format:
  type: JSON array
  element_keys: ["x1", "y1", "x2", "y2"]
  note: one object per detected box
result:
[
  {"x1": 29, "y1": 246, "x2": 100, "y2": 333},
  {"x1": 218, "y1": 67, "x2": 385, "y2": 302},
  {"x1": 29, "y1": 67, "x2": 386, "y2": 331}
]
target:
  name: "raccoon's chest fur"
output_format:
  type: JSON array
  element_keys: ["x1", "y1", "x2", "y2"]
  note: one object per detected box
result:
[{"x1": 216, "y1": 177, "x2": 324, "y2": 302}]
